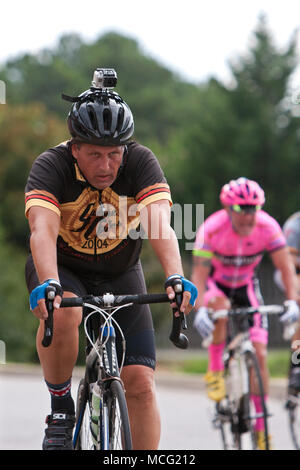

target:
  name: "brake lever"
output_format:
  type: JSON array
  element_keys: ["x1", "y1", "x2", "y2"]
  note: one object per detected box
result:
[
  {"x1": 42, "y1": 286, "x2": 56, "y2": 347},
  {"x1": 169, "y1": 282, "x2": 189, "y2": 349}
]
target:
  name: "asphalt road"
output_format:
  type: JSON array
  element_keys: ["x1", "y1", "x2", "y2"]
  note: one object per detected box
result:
[{"x1": 0, "y1": 364, "x2": 295, "y2": 450}]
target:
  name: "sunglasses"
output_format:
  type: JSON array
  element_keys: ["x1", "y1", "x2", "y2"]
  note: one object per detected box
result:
[{"x1": 231, "y1": 204, "x2": 262, "y2": 214}]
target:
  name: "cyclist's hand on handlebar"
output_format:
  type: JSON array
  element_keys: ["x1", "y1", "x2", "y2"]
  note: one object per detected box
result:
[
  {"x1": 193, "y1": 306, "x2": 214, "y2": 339},
  {"x1": 29, "y1": 279, "x2": 63, "y2": 320},
  {"x1": 280, "y1": 300, "x2": 300, "y2": 325},
  {"x1": 165, "y1": 274, "x2": 198, "y2": 316}
]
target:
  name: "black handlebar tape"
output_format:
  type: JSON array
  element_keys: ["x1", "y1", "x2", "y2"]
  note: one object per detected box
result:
[
  {"x1": 42, "y1": 286, "x2": 55, "y2": 348},
  {"x1": 169, "y1": 282, "x2": 189, "y2": 349}
]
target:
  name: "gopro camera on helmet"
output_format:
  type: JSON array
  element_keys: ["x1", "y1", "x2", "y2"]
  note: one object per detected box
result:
[
  {"x1": 91, "y1": 68, "x2": 118, "y2": 89},
  {"x1": 63, "y1": 66, "x2": 134, "y2": 145}
]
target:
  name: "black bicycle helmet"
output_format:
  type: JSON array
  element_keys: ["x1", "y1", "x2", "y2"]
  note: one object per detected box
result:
[{"x1": 67, "y1": 89, "x2": 134, "y2": 146}]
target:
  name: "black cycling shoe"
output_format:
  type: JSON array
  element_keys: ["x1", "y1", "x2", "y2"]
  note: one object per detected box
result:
[
  {"x1": 288, "y1": 367, "x2": 300, "y2": 395},
  {"x1": 42, "y1": 411, "x2": 75, "y2": 450}
]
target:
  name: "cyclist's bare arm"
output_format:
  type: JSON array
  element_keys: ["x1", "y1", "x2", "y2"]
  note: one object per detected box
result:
[
  {"x1": 139, "y1": 200, "x2": 191, "y2": 313},
  {"x1": 28, "y1": 206, "x2": 61, "y2": 319},
  {"x1": 288, "y1": 248, "x2": 300, "y2": 300},
  {"x1": 289, "y1": 247, "x2": 300, "y2": 268},
  {"x1": 191, "y1": 255, "x2": 211, "y2": 309},
  {"x1": 270, "y1": 246, "x2": 298, "y2": 300}
]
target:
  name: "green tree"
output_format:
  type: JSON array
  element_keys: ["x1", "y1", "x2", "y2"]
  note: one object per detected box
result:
[
  {"x1": 170, "y1": 16, "x2": 300, "y2": 225},
  {"x1": 0, "y1": 32, "x2": 201, "y2": 146},
  {"x1": 0, "y1": 227, "x2": 37, "y2": 362},
  {"x1": 0, "y1": 103, "x2": 67, "y2": 247},
  {"x1": 228, "y1": 14, "x2": 300, "y2": 222}
]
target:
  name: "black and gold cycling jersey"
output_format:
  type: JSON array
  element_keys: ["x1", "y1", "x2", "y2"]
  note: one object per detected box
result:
[{"x1": 25, "y1": 141, "x2": 172, "y2": 277}]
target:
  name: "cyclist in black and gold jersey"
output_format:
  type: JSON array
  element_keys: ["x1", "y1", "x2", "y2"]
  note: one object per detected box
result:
[{"x1": 25, "y1": 68, "x2": 197, "y2": 450}]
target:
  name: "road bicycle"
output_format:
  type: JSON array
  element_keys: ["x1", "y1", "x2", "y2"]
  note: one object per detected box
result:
[
  {"x1": 283, "y1": 322, "x2": 300, "y2": 450},
  {"x1": 207, "y1": 304, "x2": 285, "y2": 450},
  {"x1": 42, "y1": 286, "x2": 188, "y2": 450}
]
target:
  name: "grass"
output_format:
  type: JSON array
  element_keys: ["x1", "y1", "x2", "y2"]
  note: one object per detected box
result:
[{"x1": 158, "y1": 348, "x2": 291, "y2": 378}]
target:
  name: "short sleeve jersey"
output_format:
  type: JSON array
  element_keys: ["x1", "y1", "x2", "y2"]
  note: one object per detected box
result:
[
  {"x1": 193, "y1": 209, "x2": 286, "y2": 288},
  {"x1": 283, "y1": 211, "x2": 300, "y2": 266},
  {"x1": 25, "y1": 141, "x2": 172, "y2": 277}
]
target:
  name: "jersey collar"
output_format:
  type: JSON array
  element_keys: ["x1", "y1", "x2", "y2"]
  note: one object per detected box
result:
[{"x1": 74, "y1": 161, "x2": 87, "y2": 183}]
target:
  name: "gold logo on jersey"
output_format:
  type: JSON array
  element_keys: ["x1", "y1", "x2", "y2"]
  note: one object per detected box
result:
[{"x1": 59, "y1": 187, "x2": 140, "y2": 254}]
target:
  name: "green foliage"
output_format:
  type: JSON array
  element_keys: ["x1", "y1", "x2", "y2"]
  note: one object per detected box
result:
[
  {"x1": 171, "y1": 349, "x2": 290, "y2": 378},
  {"x1": 167, "y1": 16, "x2": 300, "y2": 225},
  {"x1": 0, "y1": 103, "x2": 67, "y2": 246},
  {"x1": 0, "y1": 32, "x2": 201, "y2": 146},
  {"x1": 0, "y1": 228, "x2": 37, "y2": 362}
]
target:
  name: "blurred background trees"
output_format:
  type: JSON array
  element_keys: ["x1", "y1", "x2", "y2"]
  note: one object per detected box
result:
[{"x1": 0, "y1": 16, "x2": 299, "y2": 360}]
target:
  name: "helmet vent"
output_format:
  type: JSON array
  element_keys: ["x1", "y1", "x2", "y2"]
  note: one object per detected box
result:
[
  {"x1": 87, "y1": 104, "x2": 98, "y2": 131},
  {"x1": 116, "y1": 107, "x2": 125, "y2": 133},
  {"x1": 103, "y1": 108, "x2": 112, "y2": 132}
]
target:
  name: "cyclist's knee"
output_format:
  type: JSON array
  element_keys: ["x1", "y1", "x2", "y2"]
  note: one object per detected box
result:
[
  {"x1": 122, "y1": 365, "x2": 155, "y2": 403},
  {"x1": 208, "y1": 296, "x2": 230, "y2": 329},
  {"x1": 41, "y1": 305, "x2": 81, "y2": 341},
  {"x1": 207, "y1": 296, "x2": 231, "y2": 311}
]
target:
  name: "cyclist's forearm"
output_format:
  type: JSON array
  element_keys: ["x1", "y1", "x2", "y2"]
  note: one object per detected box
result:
[
  {"x1": 281, "y1": 265, "x2": 298, "y2": 300},
  {"x1": 271, "y1": 247, "x2": 298, "y2": 300},
  {"x1": 28, "y1": 207, "x2": 60, "y2": 283},
  {"x1": 141, "y1": 200, "x2": 184, "y2": 277},
  {"x1": 149, "y1": 228, "x2": 184, "y2": 277},
  {"x1": 30, "y1": 231, "x2": 59, "y2": 283}
]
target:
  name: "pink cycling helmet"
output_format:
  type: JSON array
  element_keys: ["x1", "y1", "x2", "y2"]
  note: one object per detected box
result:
[{"x1": 220, "y1": 177, "x2": 265, "y2": 206}]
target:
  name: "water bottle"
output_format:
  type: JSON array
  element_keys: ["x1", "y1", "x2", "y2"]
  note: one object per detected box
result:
[{"x1": 90, "y1": 382, "x2": 101, "y2": 446}]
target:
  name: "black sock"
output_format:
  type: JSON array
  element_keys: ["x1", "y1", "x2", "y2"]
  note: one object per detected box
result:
[{"x1": 45, "y1": 377, "x2": 75, "y2": 415}]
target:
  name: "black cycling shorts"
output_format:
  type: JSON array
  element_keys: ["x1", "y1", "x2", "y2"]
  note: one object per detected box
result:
[
  {"x1": 25, "y1": 255, "x2": 156, "y2": 369},
  {"x1": 205, "y1": 278, "x2": 268, "y2": 344}
]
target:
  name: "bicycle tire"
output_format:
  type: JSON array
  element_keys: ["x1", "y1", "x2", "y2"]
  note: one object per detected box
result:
[
  {"x1": 216, "y1": 357, "x2": 243, "y2": 450},
  {"x1": 216, "y1": 351, "x2": 269, "y2": 450},
  {"x1": 286, "y1": 395, "x2": 300, "y2": 450},
  {"x1": 244, "y1": 351, "x2": 269, "y2": 450},
  {"x1": 215, "y1": 401, "x2": 241, "y2": 450},
  {"x1": 74, "y1": 378, "x2": 94, "y2": 450},
  {"x1": 104, "y1": 379, "x2": 132, "y2": 450}
]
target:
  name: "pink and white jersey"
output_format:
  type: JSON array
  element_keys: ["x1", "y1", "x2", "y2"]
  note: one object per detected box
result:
[{"x1": 193, "y1": 209, "x2": 286, "y2": 288}]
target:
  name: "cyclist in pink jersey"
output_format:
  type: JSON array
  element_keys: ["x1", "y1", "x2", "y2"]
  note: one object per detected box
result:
[{"x1": 191, "y1": 177, "x2": 300, "y2": 449}]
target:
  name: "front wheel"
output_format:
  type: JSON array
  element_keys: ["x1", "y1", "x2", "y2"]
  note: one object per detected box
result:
[
  {"x1": 244, "y1": 351, "x2": 269, "y2": 450},
  {"x1": 105, "y1": 379, "x2": 132, "y2": 450},
  {"x1": 73, "y1": 378, "x2": 94, "y2": 450}
]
